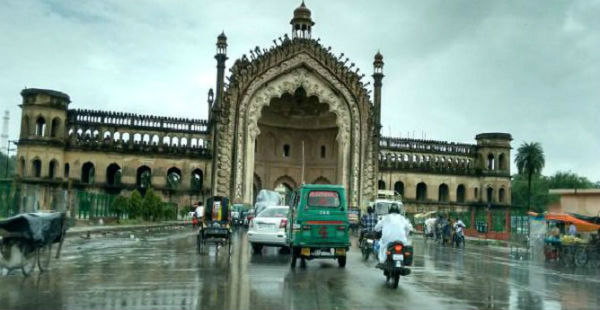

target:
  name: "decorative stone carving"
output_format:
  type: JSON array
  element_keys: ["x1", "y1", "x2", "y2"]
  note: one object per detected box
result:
[{"x1": 214, "y1": 39, "x2": 376, "y2": 204}]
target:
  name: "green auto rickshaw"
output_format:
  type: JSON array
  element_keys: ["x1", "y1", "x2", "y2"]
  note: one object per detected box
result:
[{"x1": 287, "y1": 184, "x2": 350, "y2": 268}]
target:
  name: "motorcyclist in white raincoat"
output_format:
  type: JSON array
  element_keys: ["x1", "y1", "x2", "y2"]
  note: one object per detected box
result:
[{"x1": 374, "y1": 205, "x2": 413, "y2": 263}]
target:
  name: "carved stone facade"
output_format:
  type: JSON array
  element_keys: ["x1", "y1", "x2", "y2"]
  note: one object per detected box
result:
[{"x1": 14, "y1": 2, "x2": 512, "y2": 213}]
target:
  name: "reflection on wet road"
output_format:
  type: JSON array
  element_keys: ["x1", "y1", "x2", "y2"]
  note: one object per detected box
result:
[{"x1": 1, "y1": 227, "x2": 599, "y2": 309}]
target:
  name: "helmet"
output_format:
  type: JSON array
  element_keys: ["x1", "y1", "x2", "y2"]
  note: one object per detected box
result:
[
  {"x1": 389, "y1": 205, "x2": 400, "y2": 214},
  {"x1": 367, "y1": 206, "x2": 374, "y2": 214}
]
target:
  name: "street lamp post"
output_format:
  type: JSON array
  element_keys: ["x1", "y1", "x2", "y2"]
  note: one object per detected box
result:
[{"x1": 4, "y1": 140, "x2": 17, "y2": 178}]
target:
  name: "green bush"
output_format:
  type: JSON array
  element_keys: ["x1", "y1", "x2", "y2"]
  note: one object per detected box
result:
[
  {"x1": 129, "y1": 190, "x2": 143, "y2": 219},
  {"x1": 111, "y1": 195, "x2": 129, "y2": 221},
  {"x1": 142, "y1": 188, "x2": 163, "y2": 221}
]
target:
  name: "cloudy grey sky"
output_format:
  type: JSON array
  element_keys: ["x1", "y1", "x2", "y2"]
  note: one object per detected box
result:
[{"x1": 1, "y1": 0, "x2": 599, "y2": 180}]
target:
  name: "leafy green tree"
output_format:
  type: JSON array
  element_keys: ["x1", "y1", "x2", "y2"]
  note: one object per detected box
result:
[
  {"x1": 515, "y1": 142, "x2": 545, "y2": 211},
  {"x1": 0, "y1": 153, "x2": 15, "y2": 178},
  {"x1": 511, "y1": 174, "x2": 556, "y2": 213},
  {"x1": 547, "y1": 171, "x2": 596, "y2": 189},
  {"x1": 111, "y1": 195, "x2": 129, "y2": 222},
  {"x1": 142, "y1": 188, "x2": 163, "y2": 221},
  {"x1": 129, "y1": 190, "x2": 143, "y2": 219}
]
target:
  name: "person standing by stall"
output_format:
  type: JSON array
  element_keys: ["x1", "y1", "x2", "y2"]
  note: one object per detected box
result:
[{"x1": 568, "y1": 222, "x2": 577, "y2": 236}]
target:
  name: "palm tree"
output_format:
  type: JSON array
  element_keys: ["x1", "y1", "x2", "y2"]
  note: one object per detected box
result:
[{"x1": 515, "y1": 142, "x2": 545, "y2": 211}]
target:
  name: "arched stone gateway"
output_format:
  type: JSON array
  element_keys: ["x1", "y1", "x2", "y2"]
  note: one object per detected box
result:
[{"x1": 212, "y1": 38, "x2": 378, "y2": 207}]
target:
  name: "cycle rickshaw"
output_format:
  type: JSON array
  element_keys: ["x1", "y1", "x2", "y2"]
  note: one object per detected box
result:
[
  {"x1": 0, "y1": 212, "x2": 67, "y2": 276},
  {"x1": 197, "y1": 196, "x2": 232, "y2": 254}
]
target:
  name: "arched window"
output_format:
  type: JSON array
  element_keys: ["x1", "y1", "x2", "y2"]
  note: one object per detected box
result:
[
  {"x1": 172, "y1": 137, "x2": 179, "y2": 147},
  {"x1": 320, "y1": 145, "x2": 326, "y2": 158},
  {"x1": 438, "y1": 184, "x2": 449, "y2": 202},
  {"x1": 474, "y1": 188, "x2": 479, "y2": 200},
  {"x1": 191, "y1": 138, "x2": 198, "y2": 148},
  {"x1": 35, "y1": 117, "x2": 46, "y2": 136},
  {"x1": 106, "y1": 163, "x2": 122, "y2": 186},
  {"x1": 143, "y1": 134, "x2": 150, "y2": 144},
  {"x1": 191, "y1": 168, "x2": 203, "y2": 191},
  {"x1": 122, "y1": 133, "x2": 130, "y2": 142},
  {"x1": 378, "y1": 180, "x2": 386, "y2": 190},
  {"x1": 64, "y1": 163, "x2": 70, "y2": 179},
  {"x1": 136, "y1": 165, "x2": 151, "y2": 188},
  {"x1": 283, "y1": 144, "x2": 290, "y2": 157},
  {"x1": 163, "y1": 136, "x2": 171, "y2": 146},
  {"x1": 487, "y1": 153, "x2": 495, "y2": 170},
  {"x1": 51, "y1": 118, "x2": 61, "y2": 137},
  {"x1": 48, "y1": 160, "x2": 57, "y2": 179},
  {"x1": 133, "y1": 133, "x2": 142, "y2": 143},
  {"x1": 498, "y1": 153, "x2": 506, "y2": 170},
  {"x1": 166, "y1": 167, "x2": 182, "y2": 189},
  {"x1": 416, "y1": 182, "x2": 427, "y2": 201},
  {"x1": 151, "y1": 135, "x2": 159, "y2": 146},
  {"x1": 486, "y1": 187, "x2": 494, "y2": 203},
  {"x1": 103, "y1": 131, "x2": 111, "y2": 140},
  {"x1": 113, "y1": 132, "x2": 121, "y2": 141},
  {"x1": 32, "y1": 159, "x2": 42, "y2": 178},
  {"x1": 181, "y1": 137, "x2": 188, "y2": 147},
  {"x1": 81, "y1": 162, "x2": 95, "y2": 184},
  {"x1": 394, "y1": 181, "x2": 404, "y2": 197},
  {"x1": 499, "y1": 188, "x2": 506, "y2": 203},
  {"x1": 456, "y1": 184, "x2": 466, "y2": 203}
]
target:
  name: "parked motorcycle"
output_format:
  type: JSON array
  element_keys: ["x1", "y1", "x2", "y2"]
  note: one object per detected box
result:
[{"x1": 376, "y1": 241, "x2": 412, "y2": 288}]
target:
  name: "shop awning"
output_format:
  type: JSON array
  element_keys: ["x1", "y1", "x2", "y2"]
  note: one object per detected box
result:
[{"x1": 543, "y1": 212, "x2": 600, "y2": 232}]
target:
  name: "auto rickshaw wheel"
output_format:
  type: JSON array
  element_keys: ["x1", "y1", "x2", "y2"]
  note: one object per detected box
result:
[{"x1": 337, "y1": 256, "x2": 346, "y2": 268}]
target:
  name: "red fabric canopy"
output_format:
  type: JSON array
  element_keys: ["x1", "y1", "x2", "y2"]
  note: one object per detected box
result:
[{"x1": 544, "y1": 213, "x2": 600, "y2": 232}]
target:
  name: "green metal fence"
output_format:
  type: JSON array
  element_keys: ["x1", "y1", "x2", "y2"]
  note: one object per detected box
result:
[
  {"x1": 75, "y1": 191, "x2": 118, "y2": 219},
  {"x1": 490, "y1": 209, "x2": 507, "y2": 232}
]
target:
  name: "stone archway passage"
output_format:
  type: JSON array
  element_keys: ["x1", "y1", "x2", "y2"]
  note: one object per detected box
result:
[{"x1": 239, "y1": 66, "x2": 354, "y2": 204}]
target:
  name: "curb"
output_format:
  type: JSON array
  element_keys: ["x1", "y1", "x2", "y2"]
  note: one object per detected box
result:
[{"x1": 65, "y1": 221, "x2": 188, "y2": 237}]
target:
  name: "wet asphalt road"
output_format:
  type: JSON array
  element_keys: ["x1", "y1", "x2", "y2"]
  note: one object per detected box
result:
[{"x1": 1, "y1": 227, "x2": 599, "y2": 310}]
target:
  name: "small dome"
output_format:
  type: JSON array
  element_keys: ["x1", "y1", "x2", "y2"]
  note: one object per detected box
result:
[
  {"x1": 290, "y1": 1, "x2": 314, "y2": 26},
  {"x1": 293, "y1": 1, "x2": 311, "y2": 20},
  {"x1": 374, "y1": 51, "x2": 383, "y2": 61},
  {"x1": 217, "y1": 31, "x2": 227, "y2": 41}
]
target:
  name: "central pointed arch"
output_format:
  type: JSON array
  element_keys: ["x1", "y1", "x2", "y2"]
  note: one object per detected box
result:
[{"x1": 238, "y1": 65, "x2": 353, "y2": 204}]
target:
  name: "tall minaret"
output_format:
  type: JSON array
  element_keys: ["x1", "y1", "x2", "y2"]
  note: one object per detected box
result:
[
  {"x1": 210, "y1": 32, "x2": 228, "y2": 196},
  {"x1": 372, "y1": 51, "x2": 384, "y2": 134},
  {"x1": 1, "y1": 110, "x2": 8, "y2": 153},
  {"x1": 372, "y1": 52, "x2": 384, "y2": 192}
]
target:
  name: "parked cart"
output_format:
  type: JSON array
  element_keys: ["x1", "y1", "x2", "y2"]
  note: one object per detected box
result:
[
  {"x1": 536, "y1": 212, "x2": 600, "y2": 268},
  {"x1": 0, "y1": 212, "x2": 67, "y2": 276}
]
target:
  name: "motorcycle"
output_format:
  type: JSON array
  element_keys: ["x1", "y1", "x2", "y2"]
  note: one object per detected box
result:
[
  {"x1": 376, "y1": 241, "x2": 412, "y2": 288},
  {"x1": 454, "y1": 227, "x2": 465, "y2": 248},
  {"x1": 359, "y1": 231, "x2": 377, "y2": 260}
]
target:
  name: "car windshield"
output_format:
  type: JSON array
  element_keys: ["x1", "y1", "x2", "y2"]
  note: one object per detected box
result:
[
  {"x1": 375, "y1": 202, "x2": 391, "y2": 215},
  {"x1": 258, "y1": 207, "x2": 288, "y2": 218},
  {"x1": 307, "y1": 190, "x2": 341, "y2": 208}
]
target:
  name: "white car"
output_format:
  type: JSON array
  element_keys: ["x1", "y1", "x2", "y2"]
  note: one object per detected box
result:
[{"x1": 247, "y1": 206, "x2": 289, "y2": 253}]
